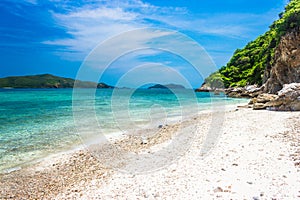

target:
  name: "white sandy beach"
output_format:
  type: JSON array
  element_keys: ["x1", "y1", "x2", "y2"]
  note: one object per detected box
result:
[{"x1": 1, "y1": 106, "x2": 299, "y2": 199}]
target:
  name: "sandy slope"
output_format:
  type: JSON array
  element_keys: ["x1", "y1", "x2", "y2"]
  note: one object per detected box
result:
[{"x1": 1, "y1": 107, "x2": 299, "y2": 199}]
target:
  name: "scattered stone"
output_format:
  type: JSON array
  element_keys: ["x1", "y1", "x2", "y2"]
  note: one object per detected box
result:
[
  {"x1": 141, "y1": 137, "x2": 148, "y2": 145},
  {"x1": 260, "y1": 192, "x2": 264, "y2": 197},
  {"x1": 213, "y1": 187, "x2": 223, "y2": 193}
]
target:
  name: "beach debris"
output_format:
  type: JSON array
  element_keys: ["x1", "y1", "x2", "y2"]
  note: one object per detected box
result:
[{"x1": 158, "y1": 125, "x2": 163, "y2": 128}]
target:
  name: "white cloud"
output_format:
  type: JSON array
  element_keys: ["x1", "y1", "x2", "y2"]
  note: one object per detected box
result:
[
  {"x1": 44, "y1": 3, "x2": 146, "y2": 59},
  {"x1": 144, "y1": 10, "x2": 281, "y2": 39},
  {"x1": 43, "y1": 0, "x2": 283, "y2": 64},
  {"x1": 43, "y1": 0, "x2": 191, "y2": 60},
  {"x1": 62, "y1": 7, "x2": 138, "y2": 21},
  {"x1": 40, "y1": 0, "x2": 285, "y2": 88},
  {"x1": 24, "y1": 0, "x2": 38, "y2": 4}
]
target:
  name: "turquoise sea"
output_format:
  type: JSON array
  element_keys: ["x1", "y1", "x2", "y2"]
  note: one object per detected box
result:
[{"x1": 0, "y1": 88, "x2": 247, "y2": 173}]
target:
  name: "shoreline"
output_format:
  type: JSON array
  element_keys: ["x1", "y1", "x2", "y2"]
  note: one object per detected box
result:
[
  {"x1": 0, "y1": 101, "x2": 245, "y2": 174},
  {"x1": 1, "y1": 105, "x2": 299, "y2": 199}
]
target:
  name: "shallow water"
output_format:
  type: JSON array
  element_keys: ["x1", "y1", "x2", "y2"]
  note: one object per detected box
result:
[{"x1": 0, "y1": 88, "x2": 247, "y2": 172}]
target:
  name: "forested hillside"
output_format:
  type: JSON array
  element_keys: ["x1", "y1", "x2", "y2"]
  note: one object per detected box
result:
[
  {"x1": 0, "y1": 74, "x2": 113, "y2": 88},
  {"x1": 204, "y1": 0, "x2": 300, "y2": 88}
]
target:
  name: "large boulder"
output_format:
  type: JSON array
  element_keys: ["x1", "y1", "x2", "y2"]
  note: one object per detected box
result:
[
  {"x1": 278, "y1": 83, "x2": 300, "y2": 98},
  {"x1": 274, "y1": 83, "x2": 300, "y2": 111}
]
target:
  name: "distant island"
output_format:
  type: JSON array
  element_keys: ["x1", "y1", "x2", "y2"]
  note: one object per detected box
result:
[
  {"x1": 148, "y1": 84, "x2": 185, "y2": 89},
  {"x1": 0, "y1": 74, "x2": 114, "y2": 89}
]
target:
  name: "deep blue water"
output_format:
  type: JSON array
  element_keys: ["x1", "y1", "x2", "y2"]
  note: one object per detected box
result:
[{"x1": 0, "y1": 88, "x2": 247, "y2": 172}]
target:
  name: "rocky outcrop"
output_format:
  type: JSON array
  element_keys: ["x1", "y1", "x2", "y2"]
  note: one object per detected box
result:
[
  {"x1": 250, "y1": 93, "x2": 279, "y2": 110},
  {"x1": 264, "y1": 27, "x2": 300, "y2": 93},
  {"x1": 97, "y1": 83, "x2": 114, "y2": 89},
  {"x1": 250, "y1": 83, "x2": 300, "y2": 111},
  {"x1": 225, "y1": 85, "x2": 263, "y2": 98},
  {"x1": 195, "y1": 82, "x2": 212, "y2": 92},
  {"x1": 195, "y1": 82, "x2": 224, "y2": 93},
  {"x1": 249, "y1": 28, "x2": 300, "y2": 111}
]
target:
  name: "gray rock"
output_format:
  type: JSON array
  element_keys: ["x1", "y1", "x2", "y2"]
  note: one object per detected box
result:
[{"x1": 278, "y1": 83, "x2": 300, "y2": 98}]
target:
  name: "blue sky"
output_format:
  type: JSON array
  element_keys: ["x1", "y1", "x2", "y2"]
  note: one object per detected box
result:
[{"x1": 0, "y1": 0, "x2": 288, "y2": 87}]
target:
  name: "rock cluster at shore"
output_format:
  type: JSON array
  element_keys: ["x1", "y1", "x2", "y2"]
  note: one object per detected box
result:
[
  {"x1": 225, "y1": 85, "x2": 262, "y2": 98},
  {"x1": 225, "y1": 83, "x2": 300, "y2": 111},
  {"x1": 250, "y1": 83, "x2": 300, "y2": 111}
]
